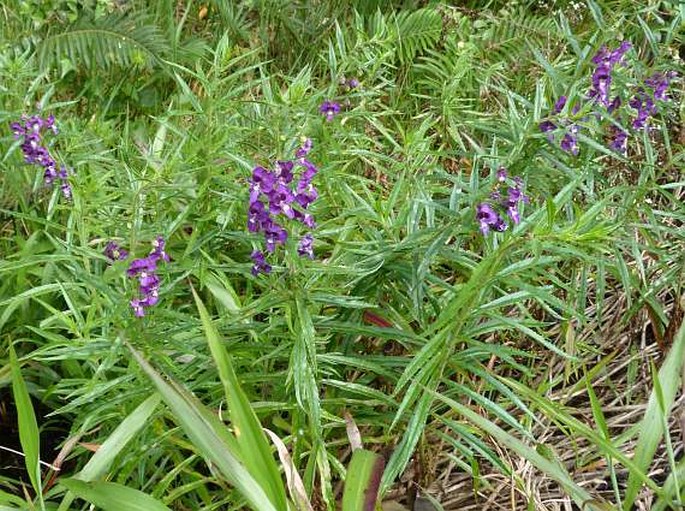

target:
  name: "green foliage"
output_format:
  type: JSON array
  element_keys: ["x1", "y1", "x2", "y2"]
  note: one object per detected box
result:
[
  {"x1": 36, "y1": 12, "x2": 173, "y2": 75},
  {"x1": 0, "y1": 0, "x2": 683, "y2": 509}
]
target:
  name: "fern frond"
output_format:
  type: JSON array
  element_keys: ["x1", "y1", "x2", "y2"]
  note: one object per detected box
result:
[
  {"x1": 394, "y1": 8, "x2": 443, "y2": 65},
  {"x1": 37, "y1": 14, "x2": 172, "y2": 72}
]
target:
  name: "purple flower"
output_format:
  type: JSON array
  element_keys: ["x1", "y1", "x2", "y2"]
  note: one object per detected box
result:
[
  {"x1": 645, "y1": 71, "x2": 676, "y2": 101},
  {"x1": 608, "y1": 96, "x2": 621, "y2": 113},
  {"x1": 539, "y1": 120, "x2": 556, "y2": 133},
  {"x1": 496, "y1": 167, "x2": 507, "y2": 182},
  {"x1": 264, "y1": 224, "x2": 288, "y2": 252},
  {"x1": 588, "y1": 41, "x2": 631, "y2": 108},
  {"x1": 104, "y1": 241, "x2": 129, "y2": 262},
  {"x1": 319, "y1": 100, "x2": 341, "y2": 121},
  {"x1": 297, "y1": 234, "x2": 314, "y2": 259},
  {"x1": 247, "y1": 141, "x2": 321, "y2": 272},
  {"x1": 502, "y1": 183, "x2": 529, "y2": 225},
  {"x1": 251, "y1": 250, "x2": 272, "y2": 275},
  {"x1": 476, "y1": 203, "x2": 505, "y2": 236},
  {"x1": 295, "y1": 138, "x2": 313, "y2": 159},
  {"x1": 609, "y1": 128, "x2": 628, "y2": 153},
  {"x1": 629, "y1": 91, "x2": 656, "y2": 130},
  {"x1": 560, "y1": 125, "x2": 580, "y2": 155},
  {"x1": 151, "y1": 235, "x2": 171, "y2": 262},
  {"x1": 554, "y1": 96, "x2": 567, "y2": 114}
]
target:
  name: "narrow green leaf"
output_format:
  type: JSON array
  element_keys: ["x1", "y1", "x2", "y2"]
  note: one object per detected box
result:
[
  {"x1": 192, "y1": 286, "x2": 288, "y2": 510},
  {"x1": 58, "y1": 393, "x2": 161, "y2": 511},
  {"x1": 9, "y1": 344, "x2": 42, "y2": 499},
  {"x1": 342, "y1": 450, "x2": 385, "y2": 511},
  {"x1": 127, "y1": 343, "x2": 280, "y2": 511},
  {"x1": 623, "y1": 322, "x2": 685, "y2": 510},
  {"x1": 60, "y1": 479, "x2": 172, "y2": 511}
]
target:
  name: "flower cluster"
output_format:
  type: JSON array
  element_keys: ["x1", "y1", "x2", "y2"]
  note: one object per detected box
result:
[
  {"x1": 540, "y1": 41, "x2": 677, "y2": 156},
  {"x1": 125, "y1": 236, "x2": 169, "y2": 317},
  {"x1": 629, "y1": 71, "x2": 677, "y2": 130},
  {"x1": 248, "y1": 139, "x2": 319, "y2": 275},
  {"x1": 587, "y1": 41, "x2": 632, "y2": 109},
  {"x1": 10, "y1": 114, "x2": 71, "y2": 199},
  {"x1": 475, "y1": 168, "x2": 529, "y2": 236}
]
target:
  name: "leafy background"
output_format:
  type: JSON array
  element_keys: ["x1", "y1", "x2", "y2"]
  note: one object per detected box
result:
[{"x1": 0, "y1": 0, "x2": 684, "y2": 510}]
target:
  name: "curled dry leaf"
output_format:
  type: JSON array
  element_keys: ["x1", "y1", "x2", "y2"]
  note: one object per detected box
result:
[{"x1": 263, "y1": 428, "x2": 313, "y2": 511}]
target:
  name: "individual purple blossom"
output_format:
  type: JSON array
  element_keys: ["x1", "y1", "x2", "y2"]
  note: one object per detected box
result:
[
  {"x1": 347, "y1": 78, "x2": 359, "y2": 89},
  {"x1": 104, "y1": 241, "x2": 129, "y2": 262},
  {"x1": 251, "y1": 250, "x2": 272, "y2": 276},
  {"x1": 151, "y1": 235, "x2": 171, "y2": 262},
  {"x1": 475, "y1": 169, "x2": 529, "y2": 236},
  {"x1": 629, "y1": 92, "x2": 656, "y2": 130},
  {"x1": 319, "y1": 100, "x2": 341, "y2": 121},
  {"x1": 554, "y1": 96, "x2": 567, "y2": 114},
  {"x1": 476, "y1": 203, "x2": 506, "y2": 236},
  {"x1": 560, "y1": 125, "x2": 580, "y2": 155},
  {"x1": 297, "y1": 233, "x2": 314, "y2": 259},
  {"x1": 502, "y1": 182, "x2": 529, "y2": 225},
  {"x1": 609, "y1": 128, "x2": 628, "y2": 153},
  {"x1": 295, "y1": 138, "x2": 312, "y2": 158},
  {"x1": 645, "y1": 71, "x2": 676, "y2": 101}
]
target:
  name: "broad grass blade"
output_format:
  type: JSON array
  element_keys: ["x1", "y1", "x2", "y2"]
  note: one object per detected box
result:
[
  {"x1": 342, "y1": 449, "x2": 385, "y2": 511},
  {"x1": 58, "y1": 393, "x2": 161, "y2": 511},
  {"x1": 192, "y1": 287, "x2": 288, "y2": 510},
  {"x1": 127, "y1": 343, "x2": 280, "y2": 511},
  {"x1": 9, "y1": 344, "x2": 42, "y2": 501},
  {"x1": 60, "y1": 479, "x2": 172, "y2": 511},
  {"x1": 623, "y1": 321, "x2": 685, "y2": 510}
]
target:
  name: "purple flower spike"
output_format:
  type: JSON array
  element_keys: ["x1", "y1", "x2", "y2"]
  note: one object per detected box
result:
[
  {"x1": 247, "y1": 140, "x2": 320, "y2": 270},
  {"x1": 10, "y1": 114, "x2": 71, "y2": 200},
  {"x1": 588, "y1": 41, "x2": 631, "y2": 108},
  {"x1": 126, "y1": 237, "x2": 168, "y2": 317},
  {"x1": 496, "y1": 167, "x2": 508, "y2": 182},
  {"x1": 319, "y1": 100, "x2": 341, "y2": 121}
]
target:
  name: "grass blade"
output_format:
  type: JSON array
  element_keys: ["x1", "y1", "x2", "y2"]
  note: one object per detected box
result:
[
  {"x1": 126, "y1": 342, "x2": 281, "y2": 511},
  {"x1": 431, "y1": 389, "x2": 611, "y2": 511},
  {"x1": 9, "y1": 344, "x2": 42, "y2": 503},
  {"x1": 623, "y1": 321, "x2": 685, "y2": 510},
  {"x1": 60, "y1": 479, "x2": 172, "y2": 511},
  {"x1": 342, "y1": 449, "x2": 385, "y2": 511},
  {"x1": 192, "y1": 286, "x2": 288, "y2": 511},
  {"x1": 58, "y1": 393, "x2": 161, "y2": 511}
]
